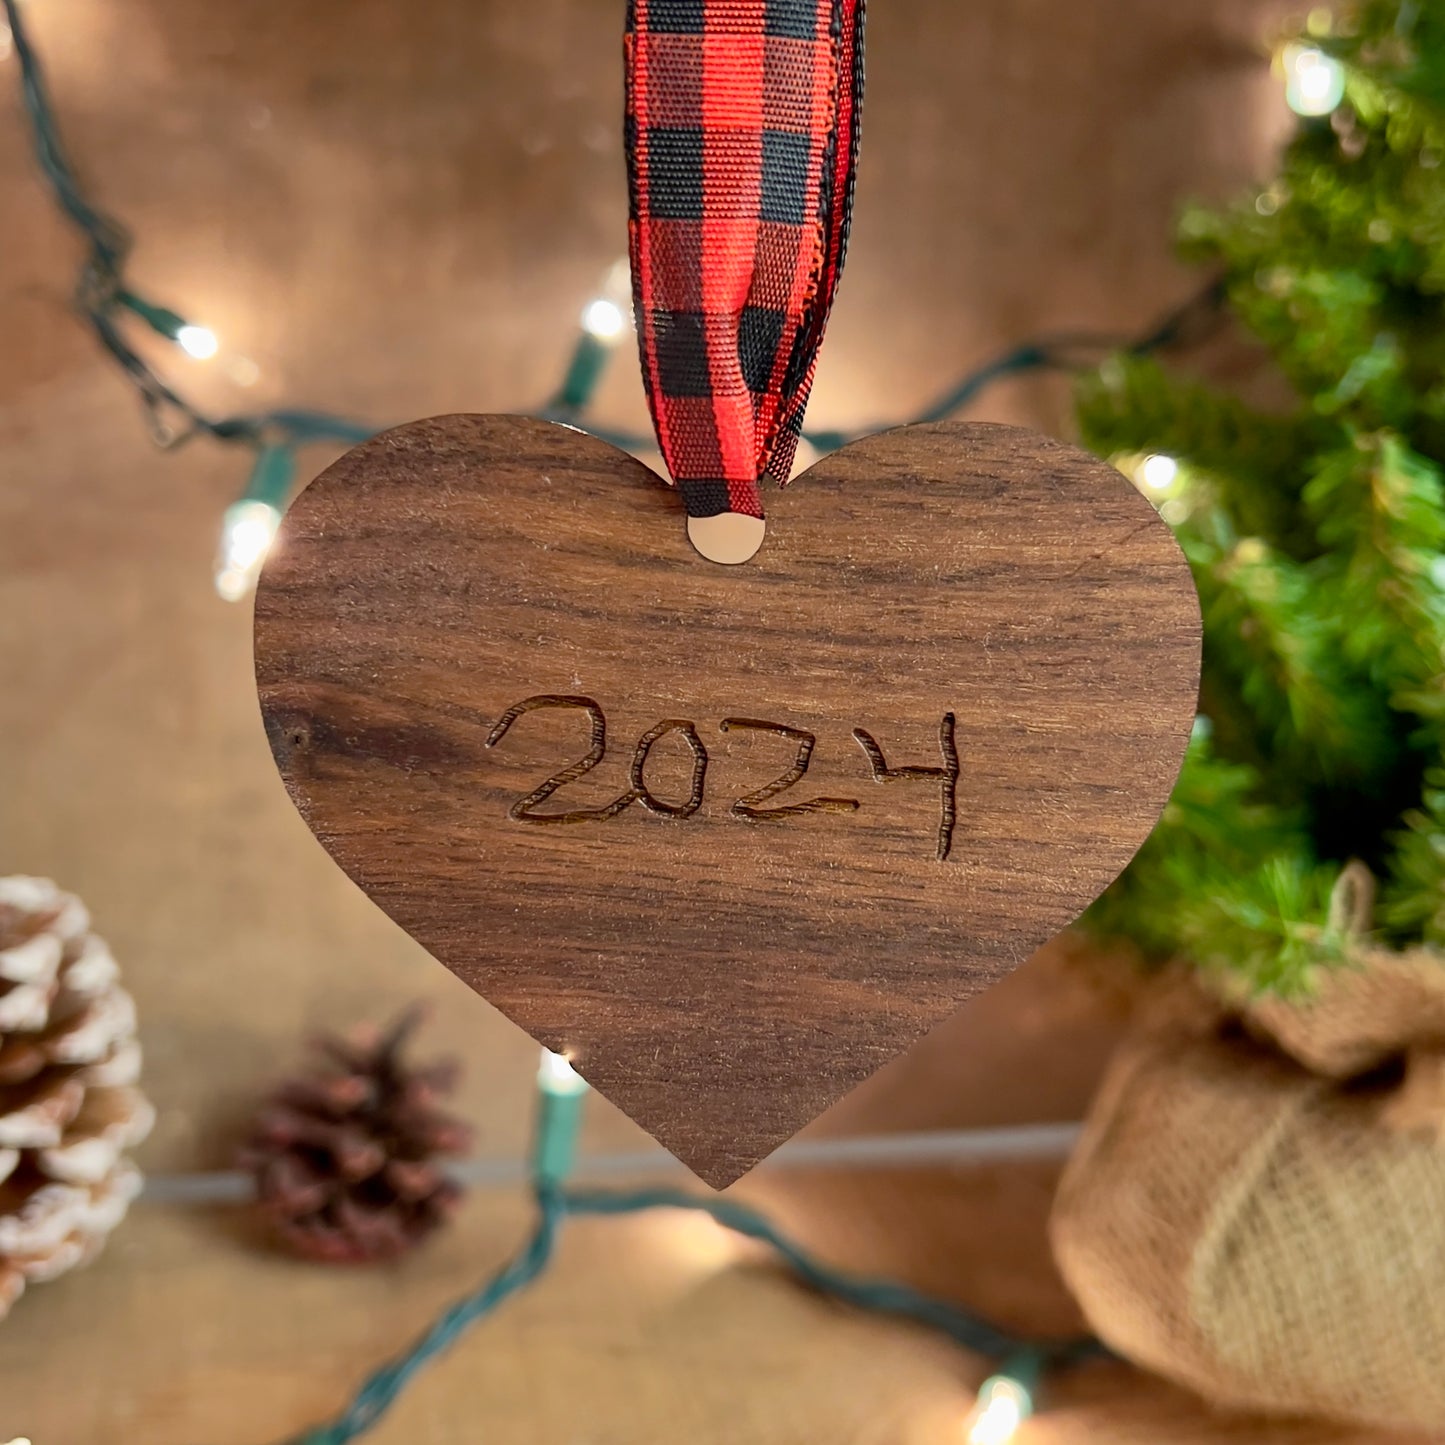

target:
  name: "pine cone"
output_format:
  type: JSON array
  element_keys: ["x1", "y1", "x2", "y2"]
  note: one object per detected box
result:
[
  {"x1": 240, "y1": 1009, "x2": 471, "y2": 1263},
  {"x1": 0, "y1": 877, "x2": 153, "y2": 1322}
]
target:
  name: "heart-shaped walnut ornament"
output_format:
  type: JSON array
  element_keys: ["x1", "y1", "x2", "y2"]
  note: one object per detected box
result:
[{"x1": 254, "y1": 415, "x2": 1199, "y2": 1186}]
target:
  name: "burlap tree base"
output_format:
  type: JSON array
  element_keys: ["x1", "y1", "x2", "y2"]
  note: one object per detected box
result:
[{"x1": 1052, "y1": 869, "x2": 1445, "y2": 1432}]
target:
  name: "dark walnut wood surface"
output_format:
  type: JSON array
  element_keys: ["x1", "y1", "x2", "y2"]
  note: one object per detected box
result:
[{"x1": 254, "y1": 415, "x2": 1199, "y2": 1184}]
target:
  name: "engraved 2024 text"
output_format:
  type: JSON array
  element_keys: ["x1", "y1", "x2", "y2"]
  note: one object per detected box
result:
[{"x1": 484, "y1": 696, "x2": 959, "y2": 862}]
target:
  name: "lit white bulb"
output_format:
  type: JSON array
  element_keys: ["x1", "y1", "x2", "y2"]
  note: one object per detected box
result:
[
  {"x1": 1139, "y1": 453, "x2": 1179, "y2": 491},
  {"x1": 1283, "y1": 43, "x2": 1346, "y2": 117},
  {"x1": 581, "y1": 297, "x2": 627, "y2": 342},
  {"x1": 537, "y1": 1047, "x2": 589, "y2": 1097},
  {"x1": 214, "y1": 500, "x2": 281, "y2": 602},
  {"x1": 176, "y1": 323, "x2": 220, "y2": 360},
  {"x1": 579, "y1": 256, "x2": 634, "y2": 343},
  {"x1": 965, "y1": 1377, "x2": 1032, "y2": 1445}
]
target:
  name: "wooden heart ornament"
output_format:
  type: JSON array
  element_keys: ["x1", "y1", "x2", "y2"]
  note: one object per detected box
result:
[{"x1": 254, "y1": 415, "x2": 1199, "y2": 1186}]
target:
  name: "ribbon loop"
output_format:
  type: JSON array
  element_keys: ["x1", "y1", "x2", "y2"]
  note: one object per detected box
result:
[{"x1": 626, "y1": 0, "x2": 866, "y2": 521}]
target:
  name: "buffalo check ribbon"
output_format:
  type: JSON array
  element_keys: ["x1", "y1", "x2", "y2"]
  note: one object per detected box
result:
[{"x1": 625, "y1": 0, "x2": 866, "y2": 521}]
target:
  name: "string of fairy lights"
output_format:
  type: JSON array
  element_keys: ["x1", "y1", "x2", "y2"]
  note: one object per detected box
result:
[
  {"x1": 292, "y1": 1048, "x2": 1089, "y2": 1445},
  {"x1": 3, "y1": 0, "x2": 1264, "y2": 606},
  {"x1": 1, "y1": 0, "x2": 1348, "y2": 1438}
]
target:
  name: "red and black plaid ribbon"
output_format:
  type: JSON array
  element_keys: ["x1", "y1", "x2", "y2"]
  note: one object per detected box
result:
[{"x1": 625, "y1": 0, "x2": 866, "y2": 520}]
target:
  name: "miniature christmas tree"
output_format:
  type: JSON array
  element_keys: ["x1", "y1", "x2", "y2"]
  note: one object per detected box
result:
[{"x1": 1081, "y1": 0, "x2": 1445, "y2": 993}]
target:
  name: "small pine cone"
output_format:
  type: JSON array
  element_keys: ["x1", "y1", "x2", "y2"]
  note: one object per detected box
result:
[
  {"x1": 240, "y1": 1009, "x2": 471, "y2": 1264},
  {"x1": 0, "y1": 877, "x2": 152, "y2": 1323}
]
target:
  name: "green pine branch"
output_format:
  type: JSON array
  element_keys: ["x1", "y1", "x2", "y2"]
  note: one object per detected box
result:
[
  {"x1": 1304, "y1": 432, "x2": 1445, "y2": 727},
  {"x1": 1185, "y1": 519, "x2": 1396, "y2": 790},
  {"x1": 1087, "y1": 735, "x2": 1338, "y2": 992},
  {"x1": 1381, "y1": 768, "x2": 1445, "y2": 944},
  {"x1": 1076, "y1": 0, "x2": 1445, "y2": 995},
  {"x1": 1077, "y1": 355, "x2": 1319, "y2": 553}
]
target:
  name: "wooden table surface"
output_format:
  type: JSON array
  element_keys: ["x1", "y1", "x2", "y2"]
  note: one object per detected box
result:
[
  {"x1": 3, "y1": 1166, "x2": 1429, "y2": 1445},
  {"x1": 3, "y1": 0, "x2": 1415, "y2": 1439}
]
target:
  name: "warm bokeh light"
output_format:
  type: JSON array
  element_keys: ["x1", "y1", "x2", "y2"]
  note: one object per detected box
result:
[
  {"x1": 1283, "y1": 43, "x2": 1346, "y2": 117},
  {"x1": 227, "y1": 354, "x2": 262, "y2": 387},
  {"x1": 581, "y1": 296, "x2": 627, "y2": 341},
  {"x1": 214, "y1": 499, "x2": 281, "y2": 602},
  {"x1": 964, "y1": 1376, "x2": 1033, "y2": 1445},
  {"x1": 579, "y1": 255, "x2": 633, "y2": 344},
  {"x1": 644, "y1": 1207, "x2": 741, "y2": 1279},
  {"x1": 1139, "y1": 453, "x2": 1179, "y2": 491},
  {"x1": 537, "y1": 1047, "x2": 590, "y2": 1098},
  {"x1": 1117, "y1": 451, "x2": 1185, "y2": 501},
  {"x1": 175, "y1": 322, "x2": 219, "y2": 359}
]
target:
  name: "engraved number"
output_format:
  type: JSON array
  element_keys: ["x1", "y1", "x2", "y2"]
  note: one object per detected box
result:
[
  {"x1": 630, "y1": 720, "x2": 709, "y2": 819},
  {"x1": 719, "y1": 719, "x2": 860, "y2": 822},
  {"x1": 852, "y1": 713, "x2": 960, "y2": 862},
  {"x1": 487, "y1": 696, "x2": 961, "y2": 859},
  {"x1": 485, "y1": 695, "x2": 636, "y2": 825}
]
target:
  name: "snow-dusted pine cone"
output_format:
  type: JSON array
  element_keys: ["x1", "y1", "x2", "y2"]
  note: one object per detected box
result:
[
  {"x1": 239, "y1": 1009, "x2": 471, "y2": 1263},
  {"x1": 0, "y1": 877, "x2": 153, "y2": 1321}
]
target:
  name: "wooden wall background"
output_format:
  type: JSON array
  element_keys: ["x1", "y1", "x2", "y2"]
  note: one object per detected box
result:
[{"x1": 4, "y1": 2, "x2": 1408, "y2": 1440}]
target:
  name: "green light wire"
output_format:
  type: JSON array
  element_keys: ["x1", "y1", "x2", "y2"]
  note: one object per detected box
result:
[
  {"x1": 281, "y1": 1114, "x2": 1103, "y2": 1445},
  {"x1": 2, "y1": 0, "x2": 1223, "y2": 491}
]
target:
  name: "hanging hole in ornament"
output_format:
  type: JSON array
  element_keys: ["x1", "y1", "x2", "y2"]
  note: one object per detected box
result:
[{"x1": 688, "y1": 512, "x2": 766, "y2": 565}]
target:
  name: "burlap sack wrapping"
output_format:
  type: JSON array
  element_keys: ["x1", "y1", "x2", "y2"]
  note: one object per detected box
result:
[{"x1": 1051, "y1": 868, "x2": 1445, "y2": 1431}]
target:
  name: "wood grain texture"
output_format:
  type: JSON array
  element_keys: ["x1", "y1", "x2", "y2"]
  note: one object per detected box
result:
[{"x1": 253, "y1": 416, "x2": 1199, "y2": 1185}]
